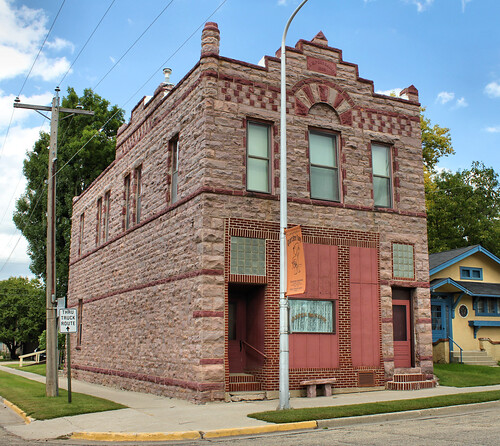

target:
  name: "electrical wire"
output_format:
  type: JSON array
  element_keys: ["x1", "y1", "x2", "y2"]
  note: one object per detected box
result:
[
  {"x1": 58, "y1": 0, "x2": 117, "y2": 86},
  {"x1": 92, "y1": 0, "x2": 176, "y2": 92}
]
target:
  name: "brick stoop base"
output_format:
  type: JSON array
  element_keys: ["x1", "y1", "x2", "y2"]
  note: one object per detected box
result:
[
  {"x1": 229, "y1": 373, "x2": 262, "y2": 393},
  {"x1": 386, "y1": 369, "x2": 437, "y2": 391}
]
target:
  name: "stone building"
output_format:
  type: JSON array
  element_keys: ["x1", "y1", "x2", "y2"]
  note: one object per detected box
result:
[{"x1": 67, "y1": 23, "x2": 434, "y2": 402}]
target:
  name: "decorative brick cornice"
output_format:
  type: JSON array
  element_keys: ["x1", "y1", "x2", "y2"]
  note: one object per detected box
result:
[{"x1": 73, "y1": 364, "x2": 224, "y2": 391}]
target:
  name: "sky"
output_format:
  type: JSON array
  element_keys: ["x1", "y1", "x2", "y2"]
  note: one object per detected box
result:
[{"x1": 0, "y1": 0, "x2": 499, "y2": 281}]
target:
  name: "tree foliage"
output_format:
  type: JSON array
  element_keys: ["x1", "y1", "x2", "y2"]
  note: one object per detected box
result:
[
  {"x1": 426, "y1": 162, "x2": 500, "y2": 255},
  {"x1": 13, "y1": 88, "x2": 124, "y2": 299},
  {"x1": 0, "y1": 277, "x2": 45, "y2": 359},
  {"x1": 420, "y1": 107, "x2": 454, "y2": 174}
]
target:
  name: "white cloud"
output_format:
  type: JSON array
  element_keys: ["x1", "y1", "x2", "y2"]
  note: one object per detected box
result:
[
  {"x1": 0, "y1": 90, "x2": 53, "y2": 129},
  {"x1": 485, "y1": 81, "x2": 500, "y2": 98},
  {"x1": 0, "y1": 0, "x2": 72, "y2": 82},
  {"x1": 455, "y1": 97, "x2": 468, "y2": 108},
  {"x1": 408, "y1": 0, "x2": 434, "y2": 12},
  {"x1": 436, "y1": 91, "x2": 455, "y2": 104},
  {"x1": 485, "y1": 126, "x2": 500, "y2": 133},
  {"x1": 375, "y1": 88, "x2": 408, "y2": 99}
]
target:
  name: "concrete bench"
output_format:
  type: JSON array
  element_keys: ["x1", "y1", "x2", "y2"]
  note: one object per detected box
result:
[{"x1": 300, "y1": 378, "x2": 336, "y2": 397}]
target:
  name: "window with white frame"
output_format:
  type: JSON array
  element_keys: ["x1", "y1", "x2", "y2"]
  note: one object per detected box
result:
[
  {"x1": 289, "y1": 299, "x2": 335, "y2": 333},
  {"x1": 392, "y1": 243, "x2": 414, "y2": 279},
  {"x1": 372, "y1": 143, "x2": 392, "y2": 208},
  {"x1": 309, "y1": 130, "x2": 339, "y2": 201},
  {"x1": 246, "y1": 121, "x2": 270, "y2": 193}
]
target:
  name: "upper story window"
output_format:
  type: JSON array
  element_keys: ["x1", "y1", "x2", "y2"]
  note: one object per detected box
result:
[
  {"x1": 124, "y1": 174, "x2": 131, "y2": 230},
  {"x1": 104, "y1": 191, "x2": 111, "y2": 242},
  {"x1": 475, "y1": 297, "x2": 499, "y2": 316},
  {"x1": 309, "y1": 130, "x2": 339, "y2": 201},
  {"x1": 171, "y1": 137, "x2": 179, "y2": 203},
  {"x1": 135, "y1": 165, "x2": 142, "y2": 224},
  {"x1": 96, "y1": 197, "x2": 102, "y2": 246},
  {"x1": 460, "y1": 266, "x2": 483, "y2": 280},
  {"x1": 246, "y1": 121, "x2": 270, "y2": 193},
  {"x1": 372, "y1": 143, "x2": 392, "y2": 208},
  {"x1": 392, "y1": 243, "x2": 414, "y2": 279},
  {"x1": 78, "y1": 213, "x2": 85, "y2": 256}
]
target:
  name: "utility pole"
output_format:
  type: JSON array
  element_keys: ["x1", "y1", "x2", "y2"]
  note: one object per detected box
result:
[{"x1": 14, "y1": 87, "x2": 94, "y2": 397}]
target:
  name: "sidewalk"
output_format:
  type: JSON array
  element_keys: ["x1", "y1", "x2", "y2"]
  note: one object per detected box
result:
[{"x1": 1, "y1": 364, "x2": 500, "y2": 442}]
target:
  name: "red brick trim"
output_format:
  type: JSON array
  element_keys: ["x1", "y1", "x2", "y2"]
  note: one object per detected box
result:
[
  {"x1": 200, "y1": 358, "x2": 224, "y2": 365},
  {"x1": 72, "y1": 269, "x2": 223, "y2": 306},
  {"x1": 416, "y1": 318, "x2": 432, "y2": 324},
  {"x1": 73, "y1": 364, "x2": 223, "y2": 391},
  {"x1": 381, "y1": 318, "x2": 393, "y2": 324},
  {"x1": 418, "y1": 355, "x2": 433, "y2": 361},
  {"x1": 193, "y1": 311, "x2": 224, "y2": 318}
]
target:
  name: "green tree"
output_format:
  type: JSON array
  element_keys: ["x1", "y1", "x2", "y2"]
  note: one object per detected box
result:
[
  {"x1": 0, "y1": 277, "x2": 45, "y2": 359},
  {"x1": 426, "y1": 162, "x2": 500, "y2": 255},
  {"x1": 13, "y1": 88, "x2": 124, "y2": 299},
  {"x1": 420, "y1": 107, "x2": 454, "y2": 174}
]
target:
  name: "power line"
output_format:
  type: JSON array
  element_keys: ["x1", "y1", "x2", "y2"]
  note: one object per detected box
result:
[
  {"x1": 92, "y1": 0, "x2": 176, "y2": 92},
  {"x1": 17, "y1": 0, "x2": 67, "y2": 98},
  {"x1": 58, "y1": 0, "x2": 117, "y2": 87}
]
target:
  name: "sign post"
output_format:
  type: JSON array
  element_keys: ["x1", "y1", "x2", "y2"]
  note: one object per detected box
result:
[{"x1": 59, "y1": 309, "x2": 77, "y2": 403}]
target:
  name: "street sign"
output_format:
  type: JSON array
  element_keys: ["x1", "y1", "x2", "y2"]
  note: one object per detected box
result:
[
  {"x1": 59, "y1": 308, "x2": 77, "y2": 333},
  {"x1": 57, "y1": 297, "x2": 66, "y2": 315}
]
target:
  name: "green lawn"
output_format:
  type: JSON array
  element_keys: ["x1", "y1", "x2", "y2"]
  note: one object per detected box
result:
[
  {"x1": 0, "y1": 370, "x2": 126, "y2": 420},
  {"x1": 5, "y1": 363, "x2": 46, "y2": 376},
  {"x1": 248, "y1": 390, "x2": 500, "y2": 424},
  {"x1": 434, "y1": 363, "x2": 500, "y2": 387}
]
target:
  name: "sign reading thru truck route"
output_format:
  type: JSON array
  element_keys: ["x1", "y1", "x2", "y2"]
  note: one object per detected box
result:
[{"x1": 59, "y1": 308, "x2": 77, "y2": 333}]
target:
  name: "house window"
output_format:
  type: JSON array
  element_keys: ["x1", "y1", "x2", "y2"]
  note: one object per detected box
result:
[
  {"x1": 230, "y1": 236, "x2": 266, "y2": 276},
  {"x1": 77, "y1": 299, "x2": 83, "y2": 347},
  {"x1": 289, "y1": 299, "x2": 335, "y2": 333},
  {"x1": 96, "y1": 197, "x2": 102, "y2": 246},
  {"x1": 171, "y1": 137, "x2": 179, "y2": 203},
  {"x1": 431, "y1": 305, "x2": 443, "y2": 331},
  {"x1": 460, "y1": 266, "x2": 483, "y2": 280},
  {"x1": 104, "y1": 191, "x2": 111, "y2": 242},
  {"x1": 246, "y1": 121, "x2": 270, "y2": 193},
  {"x1": 309, "y1": 130, "x2": 339, "y2": 201},
  {"x1": 476, "y1": 297, "x2": 499, "y2": 316},
  {"x1": 124, "y1": 174, "x2": 131, "y2": 230},
  {"x1": 372, "y1": 143, "x2": 392, "y2": 208},
  {"x1": 78, "y1": 213, "x2": 84, "y2": 256},
  {"x1": 135, "y1": 165, "x2": 142, "y2": 224},
  {"x1": 458, "y1": 304, "x2": 468, "y2": 318},
  {"x1": 392, "y1": 243, "x2": 414, "y2": 279}
]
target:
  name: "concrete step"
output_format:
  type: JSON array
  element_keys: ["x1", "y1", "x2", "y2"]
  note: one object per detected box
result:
[
  {"x1": 228, "y1": 391, "x2": 266, "y2": 402},
  {"x1": 386, "y1": 379, "x2": 436, "y2": 391},
  {"x1": 451, "y1": 350, "x2": 498, "y2": 366}
]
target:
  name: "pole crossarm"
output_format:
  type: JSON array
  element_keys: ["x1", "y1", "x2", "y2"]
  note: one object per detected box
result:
[{"x1": 14, "y1": 102, "x2": 94, "y2": 116}]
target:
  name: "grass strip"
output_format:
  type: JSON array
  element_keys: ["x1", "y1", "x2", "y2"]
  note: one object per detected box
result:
[
  {"x1": 0, "y1": 370, "x2": 125, "y2": 420},
  {"x1": 5, "y1": 363, "x2": 46, "y2": 376},
  {"x1": 433, "y1": 363, "x2": 500, "y2": 387},
  {"x1": 248, "y1": 390, "x2": 500, "y2": 423}
]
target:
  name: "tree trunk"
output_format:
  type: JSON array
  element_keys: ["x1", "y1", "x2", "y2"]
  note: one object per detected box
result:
[{"x1": 6, "y1": 342, "x2": 19, "y2": 360}]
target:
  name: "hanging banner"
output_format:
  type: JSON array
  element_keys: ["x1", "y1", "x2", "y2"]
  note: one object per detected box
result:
[{"x1": 285, "y1": 225, "x2": 306, "y2": 295}]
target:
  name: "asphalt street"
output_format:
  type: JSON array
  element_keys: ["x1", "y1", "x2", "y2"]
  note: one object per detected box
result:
[{"x1": 2, "y1": 404, "x2": 499, "y2": 445}]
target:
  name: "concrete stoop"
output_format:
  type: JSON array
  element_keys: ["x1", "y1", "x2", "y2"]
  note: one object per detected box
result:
[
  {"x1": 451, "y1": 350, "x2": 499, "y2": 367},
  {"x1": 386, "y1": 368, "x2": 437, "y2": 391},
  {"x1": 227, "y1": 373, "x2": 266, "y2": 401}
]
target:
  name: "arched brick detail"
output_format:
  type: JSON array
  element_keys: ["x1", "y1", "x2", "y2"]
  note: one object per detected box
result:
[{"x1": 291, "y1": 78, "x2": 354, "y2": 120}]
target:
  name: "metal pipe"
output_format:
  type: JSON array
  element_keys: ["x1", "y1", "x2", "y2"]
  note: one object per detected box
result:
[{"x1": 279, "y1": 0, "x2": 310, "y2": 411}]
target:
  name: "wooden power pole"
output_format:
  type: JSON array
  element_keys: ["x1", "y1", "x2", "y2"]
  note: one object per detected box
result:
[{"x1": 14, "y1": 87, "x2": 94, "y2": 397}]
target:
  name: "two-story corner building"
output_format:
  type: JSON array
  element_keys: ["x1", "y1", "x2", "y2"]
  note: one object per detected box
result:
[
  {"x1": 67, "y1": 23, "x2": 434, "y2": 403},
  {"x1": 431, "y1": 245, "x2": 500, "y2": 365}
]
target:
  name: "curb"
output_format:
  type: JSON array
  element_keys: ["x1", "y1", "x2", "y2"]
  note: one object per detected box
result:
[
  {"x1": 2, "y1": 398, "x2": 32, "y2": 424},
  {"x1": 317, "y1": 400, "x2": 500, "y2": 429},
  {"x1": 71, "y1": 421, "x2": 318, "y2": 442}
]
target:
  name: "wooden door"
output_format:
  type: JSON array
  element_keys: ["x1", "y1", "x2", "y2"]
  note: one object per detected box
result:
[{"x1": 393, "y1": 299, "x2": 411, "y2": 368}]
